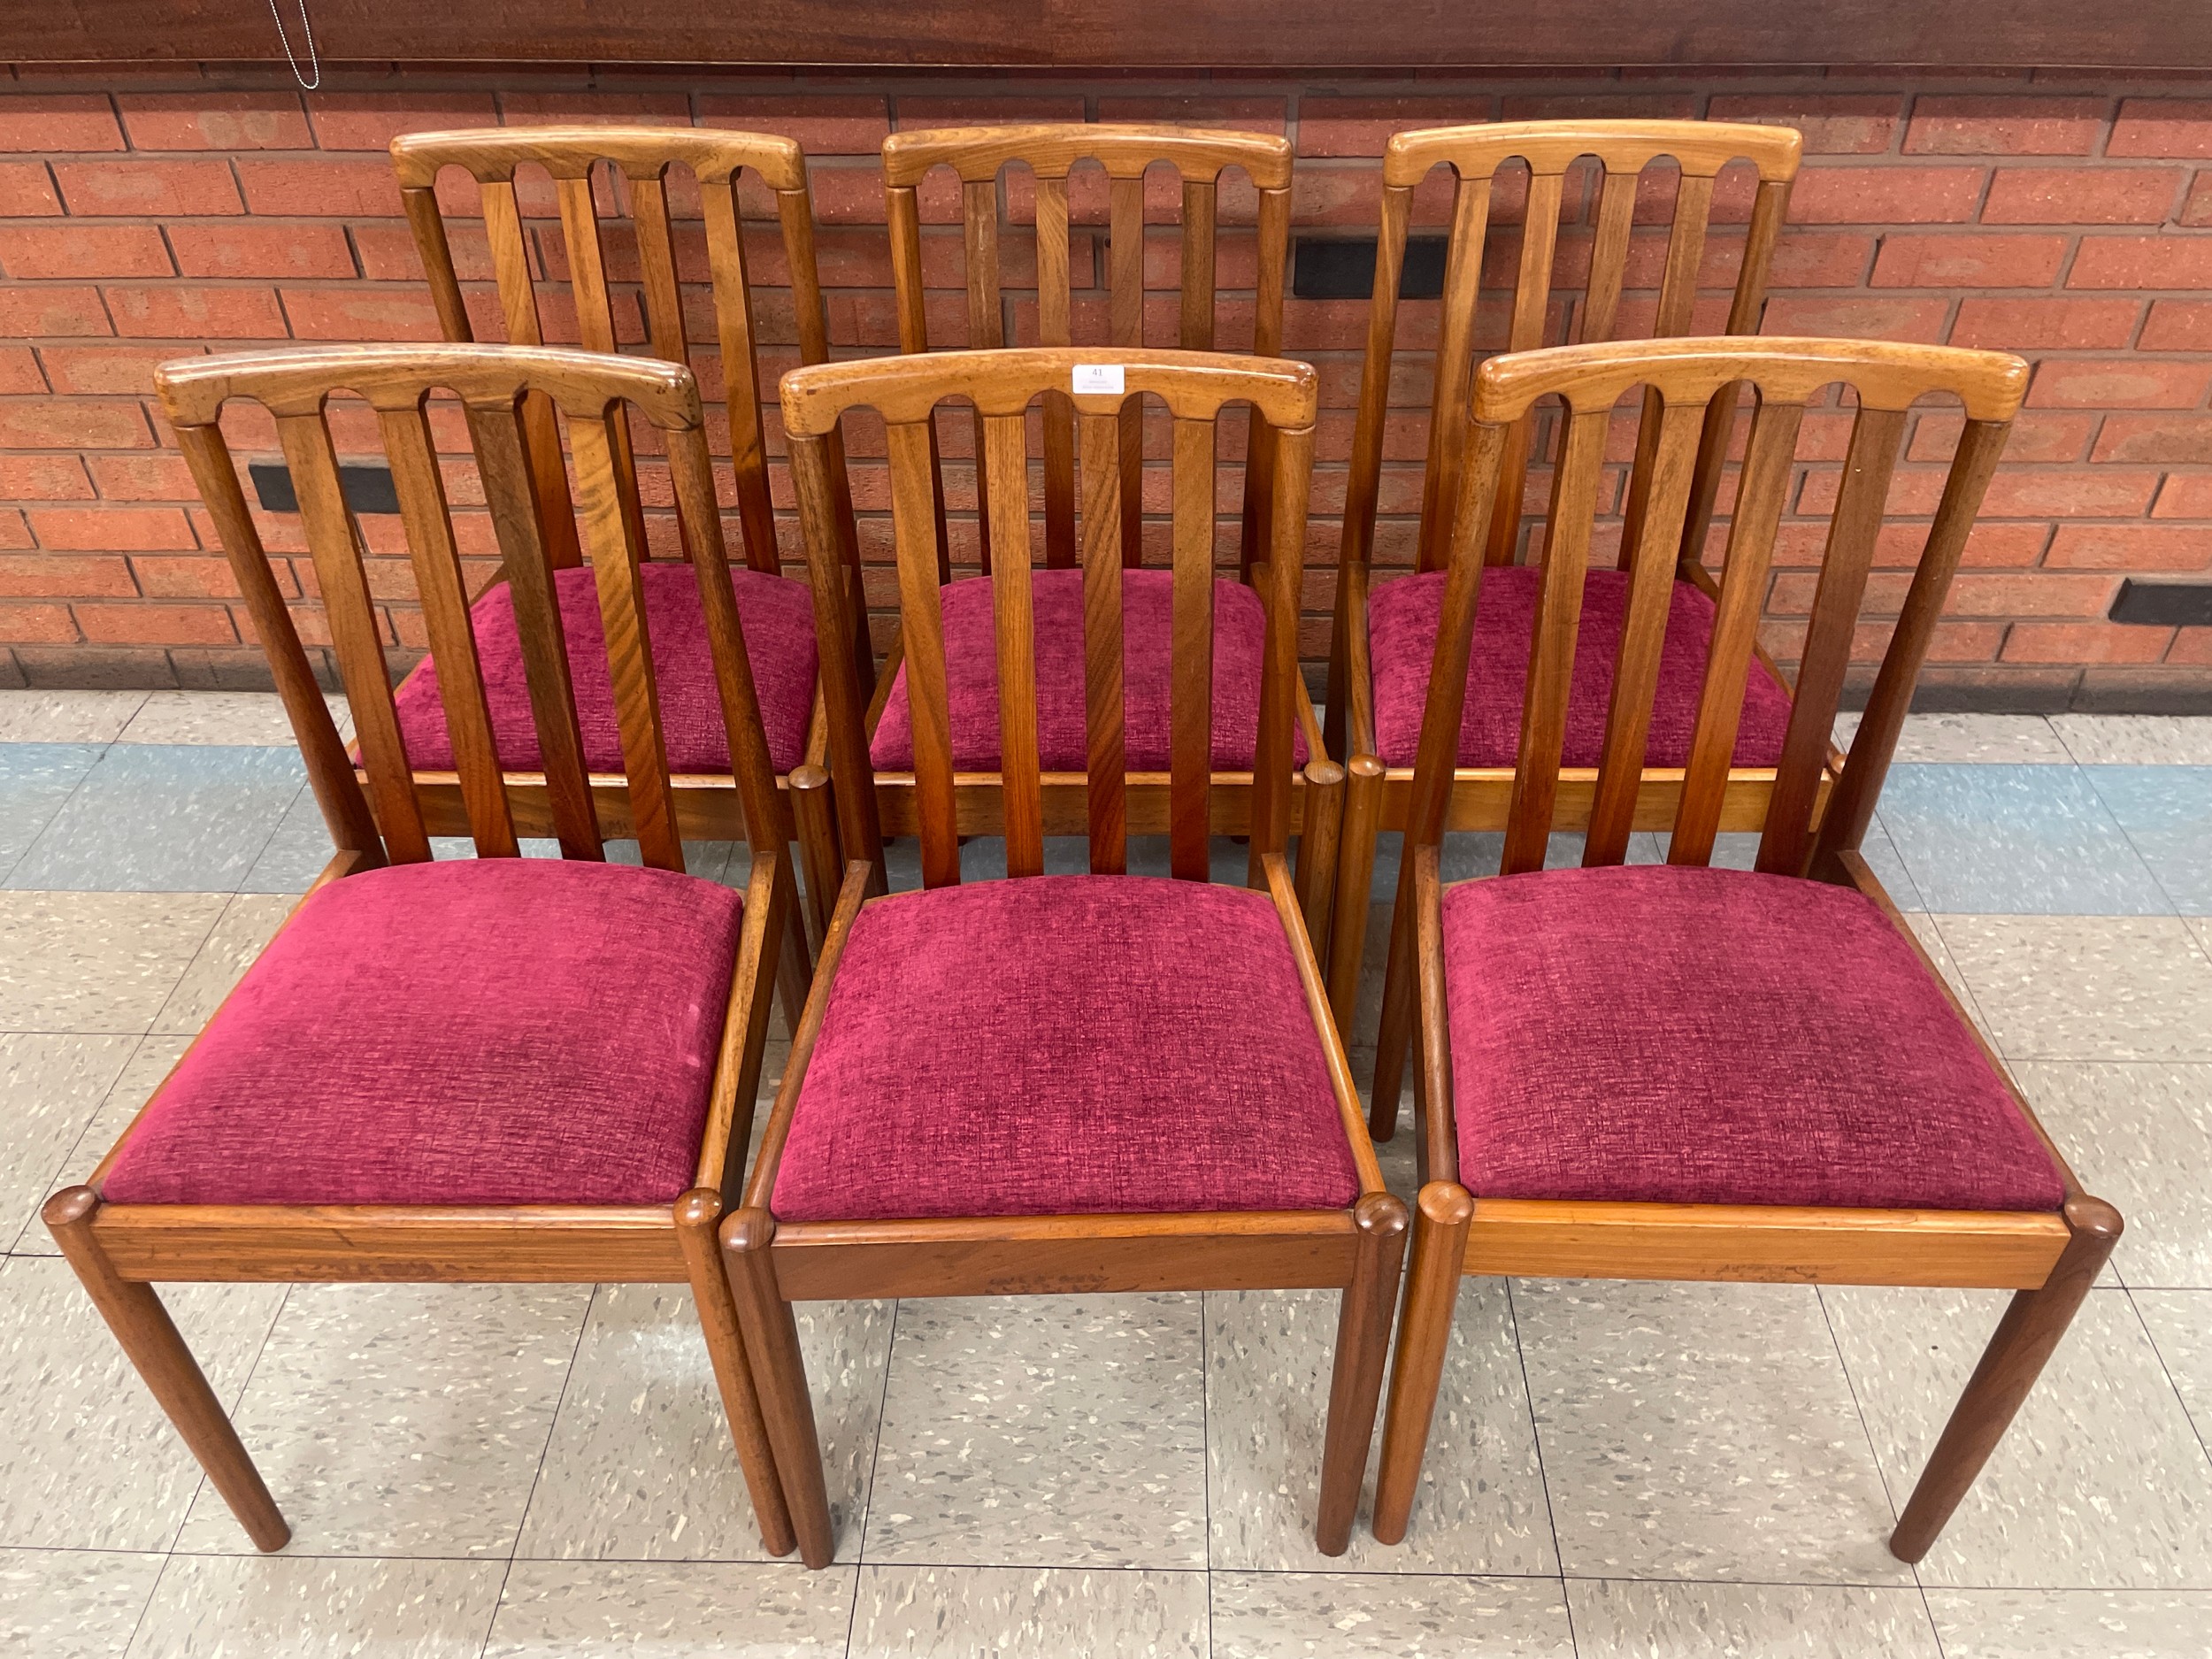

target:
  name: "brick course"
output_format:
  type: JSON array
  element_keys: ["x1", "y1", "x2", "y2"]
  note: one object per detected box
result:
[{"x1": 0, "y1": 66, "x2": 2202, "y2": 708}]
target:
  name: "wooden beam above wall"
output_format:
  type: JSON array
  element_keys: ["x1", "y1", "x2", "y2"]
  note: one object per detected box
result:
[{"x1": 11, "y1": 0, "x2": 2212, "y2": 73}]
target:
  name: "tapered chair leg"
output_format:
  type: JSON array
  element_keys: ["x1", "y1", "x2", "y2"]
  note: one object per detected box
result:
[
  {"x1": 1368, "y1": 868, "x2": 1420, "y2": 1141},
  {"x1": 43, "y1": 1187, "x2": 290, "y2": 1553},
  {"x1": 675, "y1": 1191, "x2": 795, "y2": 1559},
  {"x1": 1296, "y1": 759, "x2": 1346, "y2": 965},
  {"x1": 1315, "y1": 1191, "x2": 1409, "y2": 1555},
  {"x1": 1327, "y1": 757, "x2": 1384, "y2": 1026},
  {"x1": 788, "y1": 764, "x2": 842, "y2": 956},
  {"x1": 1371, "y1": 1181, "x2": 1475, "y2": 1545},
  {"x1": 721, "y1": 1206, "x2": 836, "y2": 1569},
  {"x1": 1889, "y1": 1194, "x2": 2123, "y2": 1563}
]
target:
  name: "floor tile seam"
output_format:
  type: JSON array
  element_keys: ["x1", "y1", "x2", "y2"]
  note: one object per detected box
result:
[
  {"x1": 167, "y1": 1281, "x2": 293, "y2": 1555},
  {"x1": 1814, "y1": 1285, "x2": 1904, "y2": 1527},
  {"x1": 1200, "y1": 1286, "x2": 1214, "y2": 1658},
  {"x1": 2117, "y1": 1283, "x2": 2212, "y2": 1477},
  {"x1": 504, "y1": 1284, "x2": 598, "y2": 1566},
  {"x1": 2077, "y1": 763, "x2": 2212, "y2": 923},
  {"x1": 4, "y1": 1028, "x2": 156, "y2": 1255},
  {"x1": 475, "y1": 1556, "x2": 518, "y2": 1659},
  {"x1": 1503, "y1": 1279, "x2": 1573, "y2": 1598},
  {"x1": 851, "y1": 1296, "x2": 902, "y2": 1568},
  {"x1": 118, "y1": 1548, "x2": 176, "y2": 1659},
  {"x1": 0, "y1": 737, "x2": 109, "y2": 890}
]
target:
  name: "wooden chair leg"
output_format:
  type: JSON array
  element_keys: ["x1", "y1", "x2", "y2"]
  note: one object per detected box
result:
[
  {"x1": 1327, "y1": 757, "x2": 1384, "y2": 1027},
  {"x1": 775, "y1": 915, "x2": 811, "y2": 1046},
  {"x1": 1888, "y1": 1194, "x2": 2123, "y2": 1563},
  {"x1": 43, "y1": 1187, "x2": 290, "y2": 1553},
  {"x1": 1368, "y1": 863, "x2": 1420, "y2": 1141},
  {"x1": 675, "y1": 1191, "x2": 796, "y2": 1560},
  {"x1": 1316, "y1": 1190, "x2": 1409, "y2": 1555},
  {"x1": 721, "y1": 1206, "x2": 836, "y2": 1569},
  {"x1": 1295, "y1": 759, "x2": 1346, "y2": 967},
  {"x1": 789, "y1": 764, "x2": 841, "y2": 956},
  {"x1": 1371, "y1": 1180, "x2": 1474, "y2": 1546}
]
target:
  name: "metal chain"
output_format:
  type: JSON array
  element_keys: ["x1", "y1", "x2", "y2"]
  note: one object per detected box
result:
[{"x1": 265, "y1": 0, "x2": 322, "y2": 91}]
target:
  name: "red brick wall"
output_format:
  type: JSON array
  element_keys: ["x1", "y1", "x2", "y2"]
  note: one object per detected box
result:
[{"x1": 0, "y1": 67, "x2": 2206, "y2": 709}]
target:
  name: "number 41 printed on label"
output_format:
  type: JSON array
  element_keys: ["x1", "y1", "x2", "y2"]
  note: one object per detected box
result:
[{"x1": 1071, "y1": 364, "x2": 1125, "y2": 395}]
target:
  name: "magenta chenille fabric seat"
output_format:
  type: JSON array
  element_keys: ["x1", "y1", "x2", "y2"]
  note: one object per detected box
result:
[
  {"x1": 101, "y1": 858, "x2": 745, "y2": 1208},
  {"x1": 1441, "y1": 863, "x2": 2065, "y2": 1212},
  {"x1": 1367, "y1": 565, "x2": 1795, "y2": 770},
  {"x1": 771, "y1": 875, "x2": 1360, "y2": 1223},
  {"x1": 392, "y1": 562, "x2": 818, "y2": 775},
  {"x1": 870, "y1": 569, "x2": 1310, "y2": 772}
]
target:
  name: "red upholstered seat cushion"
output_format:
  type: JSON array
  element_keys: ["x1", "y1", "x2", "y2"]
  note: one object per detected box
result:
[
  {"x1": 870, "y1": 569, "x2": 1309, "y2": 772},
  {"x1": 101, "y1": 859, "x2": 743, "y2": 1207},
  {"x1": 1367, "y1": 565, "x2": 1795, "y2": 769},
  {"x1": 771, "y1": 875, "x2": 1359, "y2": 1222},
  {"x1": 1441, "y1": 864, "x2": 2065, "y2": 1211},
  {"x1": 391, "y1": 561, "x2": 816, "y2": 777}
]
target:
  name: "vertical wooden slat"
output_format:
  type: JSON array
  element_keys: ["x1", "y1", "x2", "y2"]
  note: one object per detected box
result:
[
  {"x1": 1415, "y1": 175, "x2": 1493, "y2": 577},
  {"x1": 569, "y1": 403, "x2": 682, "y2": 872},
  {"x1": 1239, "y1": 180, "x2": 1292, "y2": 580},
  {"x1": 1583, "y1": 397, "x2": 1707, "y2": 866},
  {"x1": 1248, "y1": 420, "x2": 1315, "y2": 886},
  {"x1": 629, "y1": 169, "x2": 698, "y2": 569},
  {"x1": 964, "y1": 177, "x2": 1005, "y2": 579},
  {"x1": 791, "y1": 430, "x2": 885, "y2": 877},
  {"x1": 275, "y1": 409, "x2": 433, "y2": 864},
  {"x1": 1078, "y1": 410, "x2": 1126, "y2": 872},
  {"x1": 1483, "y1": 167, "x2": 1566, "y2": 569},
  {"x1": 401, "y1": 185, "x2": 472, "y2": 344},
  {"x1": 377, "y1": 403, "x2": 518, "y2": 858},
  {"x1": 1178, "y1": 179, "x2": 1217, "y2": 349},
  {"x1": 701, "y1": 176, "x2": 782, "y2": 575},
  {"x1": 1034, "y1": 173, "x2": 1078, "y2": 569},
  {"x1": 887, "y1": 419, "x2": 962, "y2": 888},
  {"x1": 983, "y1": 411, "x2": 1043, "y2": 877},
  {"x1": 1169, "y1": 414, "x2": 1216, "y2": 881},
  {"x1": 887, "y1": 180, "x2": 953, "y2": 583},
  {"x1": 1669, "y1": 396, "x2": 1805, "y2": 865},
  {"x1": 1110, "y1": 175, "x2": 1147, "y2": 570},
  {"x1": 1680, "y1": 176, "x2": 1793, "y2": 573},
  {"x1": 1755, "y1": 404, "x2": 1908, "y2": 878},
  {"x1": 483, "y1": 178, "x2": 580, "y2": 570},
  {"x1": 1499, "y1": 404, "x2": 1608, "y2": 875},
  {"x1": 1814, "y1": 418, "x2": 2011, "y2": 871},
  {"x1": 557, "y1": 171, "x2": 653, "y2": 565},
  {"x1": 1579, "y1": 168, "x2": 1639, "y2": 346},
  {"x1": 1621, "y1": 164, "x2": 1714, "y2": 572},
  {"x1": 465, "y1": 396, "x2": 603, "y2": 861},
  {"x1": 174, "y1": 421, "x2": 385, "y2": 867}
]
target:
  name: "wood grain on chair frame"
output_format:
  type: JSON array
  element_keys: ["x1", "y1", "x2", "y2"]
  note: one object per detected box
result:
[
  {"x1": 44, "y1": 342, "x2": 801, "y2": 1559},
  {"x1": 1363, "y1": 333, "x2": 2123, "y2": 1567},
  {"x1": 726, "y1": 345, "x2": 1406, "y2": 1569},
  {"x1": 1323, "y1": 119, "x2": 1805, "y2": 1010}
]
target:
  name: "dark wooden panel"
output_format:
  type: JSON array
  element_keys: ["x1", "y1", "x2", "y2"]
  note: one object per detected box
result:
[{"x1": 12, "y1": 0, "x2": 2212, "y2": 70}]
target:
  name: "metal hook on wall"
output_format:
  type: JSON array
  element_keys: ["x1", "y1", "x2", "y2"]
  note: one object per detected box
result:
[{"x1": 266, "y1": 0, "x2": 322, "y2": 91}]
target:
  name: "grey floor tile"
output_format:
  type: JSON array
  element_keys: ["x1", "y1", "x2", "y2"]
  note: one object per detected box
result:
[
  {"x1": 127, "y1": 1555, "x2": 503, "y2": 1659},
  {"x1": 118, "y1": 692, "x2": 309, "y2": 748},
  {"x1": 1207, "y1": 1282, "x2": 1555, "y2": 1575},
  {"x1": 35, "y1": 1038, "x2": 194, "y2": 1241},
  {"x1": 2051, "y1": 715, "x2": 2212, "y2": 767},
  {"x1": 2086, "y1": 767, "x2": 2212, "y2": 915},
  {"x1": 7, "y1": 745, "x2": 308, "y2": 895},
  {"x1": 149, "y1": 893, "x2": 295, "y2": 1035},
  {"x1": 238, "y1": 785, "x2": 339, "y2": 894},
  {"x1": 1826, "y1": 1286, "x2": 2212, "y2": 1587},
  {"x1": 1863, "y1": 814, "x2": 1928, "y2": 910},
  {"x1": 1514, "y1": 1279, "x2": 1908, "y2": 1583},
  {"x1": 0, "y1": 891, "x2": 223, "y2": 1033},
  {"x1": 849, "y1": 1564, "x2": 1206, "y2": 1659},
  {"x1": 2132, "y1": 1291, "x2": 2212, "y2": 1463},
  {"x1": 0, "y1": 1033, "x2": 135, "y2": 1252},
  {"x1": 0, "y1": 692, "x2": 143, "y2": 745},
  {"x1": 1902, "y1": 911, "x2": 1993, "y2": 1028},
  {"x1": 0, "y1": 1547, "x2": 163, "y2": 1659},
  {"x1": 2016, "y1": 1064, "x2": 2212, "y2": 1288},
  {"x1": 1892, "y1": 714, "x2": 2075, "y2": 765},
  {"x1": 1926, "y1": 1587, "x2": 2212, "y2": 1657},
  {"x1": 0, "y1": 744, "x2": 103, "y2": 884},
  {"x1": 0, "y1": 1256, "x2": 286, "y2": 1553},
  {"x1": 1936, "y1": 916, "x2": 2212, "y2": 1062},
  {"x1": 1878, "y1": 764, "x2": 2173, "y2": 915},
  {"x1": 487, "y1": 1561, "x2": 856, "y2": 1656},
  {"x1": 1568, "y1": 1580, "x2": 1943, "y2": 1657},
  {"x1": 864, "y1": 1293, "x2": 1206, "y2": 1569},
  {"x1": 1212, "y1": 1571, "x2": 1574, "y2": 1658},
  {"x1": 173, "y1": 1281, "x2": 591, "y2": 1558},
  {"x1": 518, "y1": 1285, "x2": 894, "y2": 1564}
]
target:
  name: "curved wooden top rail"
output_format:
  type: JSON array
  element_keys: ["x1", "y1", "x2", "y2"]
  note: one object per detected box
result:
[
  {"x1": 1382, "y1": 119, "x2": 1802, "y2": 188},
  {"x1": 781, "y1": 345, "x2": 1317, "y2": 434},
  {"x1": 881, "y1": 123, "x2": 1294, "y2": 188},
  {"x1": 1471, "y1": 335, "x2": 2030, "y2": 424},
  {"x1": 389, "y1": 125, "x2": 809, "y2": 190},
  {"x1": 154, "y1": 342, "x2": 703, "y2": 429}
]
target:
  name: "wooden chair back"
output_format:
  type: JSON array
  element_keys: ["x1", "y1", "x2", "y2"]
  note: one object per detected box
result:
[
  {"x1": 1344, "y1": 119, "x2": 1803, "y2": 586},
  {"x1": 882, "y1": 125, "x2": 1294, "y2": 580},
  {"x1": 1402, "y1": 336, "x2": 2025, "y2": 879},
  {"x1": 391, "y1": 126, "x2": 853, "y2": 584},
  {"x1": 784, "y1": 347, "x2": 1317, "y2": 891},
  {"x1": 154, "y1": 342, "x2": 786, "y2": 878}
]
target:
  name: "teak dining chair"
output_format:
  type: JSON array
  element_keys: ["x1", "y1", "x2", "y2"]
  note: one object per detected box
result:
[
  {"x1": 1365, "y1": 334, "x2": 2121, "y2": 1566},
  {"x1": 726, "y1": 346, "x2": 1406, "y2": 1569},
  {"x1": 391, "y1": 125, "x2": 862, "y2": 961},
  {"x1": 842, "y1": 125, "x2": 1345, "y2": 928},
  {"x1": 1324, "y1": 119, "x2": 1807, "y2": 1040},
  {"x1": 45, "y1": 342, "x2": 800, "y2": 1556}
]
